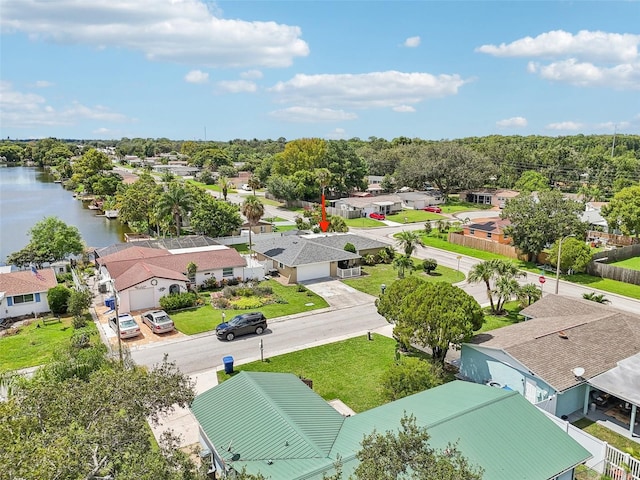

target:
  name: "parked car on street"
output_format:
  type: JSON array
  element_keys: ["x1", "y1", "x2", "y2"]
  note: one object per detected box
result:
[
  {"x1": 141, "y1": 310, "x2": 175, "y2": 334},
  {"x1": 240, "y1": 183, "x2": 251, "y2": 191},
  {"x1": 108, "y1": 313, "x2": 141, "y2": 339},
  {"x1": 423, "y1": 206, "x2": 442, "y2": 213},
  {"x1": 369, "y1": 212, "x2": 386, "y2": 220},
  {"x1": 216, "y1": 312, "x2": 267, "y2": 341}
]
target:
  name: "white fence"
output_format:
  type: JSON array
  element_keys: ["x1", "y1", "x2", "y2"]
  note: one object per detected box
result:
[
  {"x1": 337, "y1": 266, "x2": 361, "y2": 278},
  {"x1": 540, "y1": 409, "x2": 640, "y2": 477}
]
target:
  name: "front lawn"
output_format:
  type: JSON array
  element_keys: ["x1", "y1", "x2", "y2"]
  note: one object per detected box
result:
[
  {"x1": 343, "y1": 261, "x2": 465, "y2": 296},
  {"x1": 0, "y1": 316, "x2": 97, "y2": 371},
  {"x1": 218, "y1": 334, "x2": 446, "y2": 413},
  {"x1": 386, "y1": 210, "x2": 443, "y2": 223},
  {"x1": 478, "y1": 301, "x2": 524, "y2": 333},
  {"x1": 171, "y1": 280, "x2": 329, "y2": 335},
  {"x1": 345, "y1": 217, "x2": 385, "y2": 228},
  {"x1": 441, "y1": 197, "x2": 493, "y2": 214}
]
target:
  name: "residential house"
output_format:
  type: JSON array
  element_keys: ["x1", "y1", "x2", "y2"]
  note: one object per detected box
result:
[
  {"x1": 397, "y1": 191, "x2": 444, "y2": 210},
  {"x1": 191, "y1": 372, "x2": 590, "y2": 480},
  {"x1": 462, "y1": 218, "x2": 512, "y2": 245},
  {"x1": 582, "y1": 201, "x2": 610, "y2": 232},
  {"x1": 0, "y1": 268, "x2": 58, "y2": 320},
  {"x1": 252, "y1": 233, "x2": 386, "y2": 283},
  {"x1": 461, "y1": 189, "x2": 520, "y2": 208},
  {"x1": 459, "y1": 295, "x2": 640, "y2": 435},
  {"x1": 97, "y1": 244, "x2": 258, "y2": 312},
  {"x1": 331, "y1": 194, "x2": 403, "y2": 218},
  {"x1": 237, "y1": 219, "x2": 274, "y2": 236}
]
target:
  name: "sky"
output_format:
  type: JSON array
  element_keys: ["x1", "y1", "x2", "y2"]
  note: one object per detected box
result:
[{"x1": 1, "y1": 1, "x2": 639, "y2": 142}]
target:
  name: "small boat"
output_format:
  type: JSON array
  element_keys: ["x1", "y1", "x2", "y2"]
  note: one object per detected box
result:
[
  {"x1": 104, "y1": 210, "x2": 119, "y2": 219},
  {"x1": 88, "y1": 200, "x2": 104, "y2": 210},
  {"x1": 53, "y1": 179, "x2": 62, "y2": 184}
]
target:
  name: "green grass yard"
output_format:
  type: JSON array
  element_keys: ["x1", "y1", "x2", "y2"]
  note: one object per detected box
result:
[
  {"x1": 387, "y1": 210, "x2": 443, "y2": 223},
  {"x1": 345, "y1": 217, "x2": 385, "y2": 228},
  {"x1": 610, "y1": 256, "x2": 640, "y2": 271},
  {"x1": 217, "y1": 334, "x2": 447, "y2": 413},
  {"x1": 478, "y1": 301, "x2": 524, "y2": 333},
  {"x1": 572, "y1": 418, "x2": 640, "y2": 457},
  {"x1": 342, "y1": 261, "x2": 465, "y2": 296},
  {"x1": 0, "y1": 316, "x2": 97, "y2": 371},
  {"x1": 171, "y1": 280, "x2": 329, "y2": 335}
]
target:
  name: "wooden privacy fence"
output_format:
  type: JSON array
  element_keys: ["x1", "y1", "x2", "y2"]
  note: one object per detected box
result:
[
  {"x1": 447, "y1": 232, "x2": 528, "y2": 260},
  {"x1": 587, "y1": 244, "x2": 640, "y2": 286},
  {"x1": 588, "y1": 230, "x2": 639, "y2": 247}
]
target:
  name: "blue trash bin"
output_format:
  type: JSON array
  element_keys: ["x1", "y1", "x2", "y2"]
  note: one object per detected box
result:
[
  {"x1": 223, "y1": 356, "x2": 234, "y2": 374},
  {"x1": 105, "y1": 297, "x2": 115, "y2": 309}
]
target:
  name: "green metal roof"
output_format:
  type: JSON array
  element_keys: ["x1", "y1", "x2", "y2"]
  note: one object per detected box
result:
[
  {"x1": 192, "y1": 376, "x2": 590, "y2": 480},
  {"x1": 191, "y1": 372, "x2": 345, "y2": 467}
]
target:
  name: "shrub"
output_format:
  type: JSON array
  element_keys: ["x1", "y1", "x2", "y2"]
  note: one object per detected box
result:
[
  {"x1": 222, "y1": 286, "x2": 236, "y2": 299},
  {"x1": 235, "y1": 287, "x2": 255, "y2": 297},
  {"x1": 381, "y1": 356, "x2": 444, "y2": 402},
  {"x1": 344, "y1": 242, "x2": 356, "y2": 254},
  {"x1": 159, "y1": 292, "x2": 198, "y2": 311},
  {"x1": 213, "y1": 297, "x2": 230, "y2": 309},
  {"x1": 48, "y1": 285, "x2": 71, "y2": 314},
  {"x1": 56, "y1": 272, "x2": 74, "y2": 285},
  {"x1": 296, "y1": 284, "x2": 307, "y2": 293},
  {"x1": 72, "y1": 314, "x2": 88, "y2": 329},
  {"x1": 230, "y1": 297, "x2": 264, "y2": 310},
  {"x1": 422, "y1": 258, "x2": 438, "y2": 274},
  {"x1": 253, "y1": 285, "x2": 273, "y2": 296},
  {"x1": 202, "y1": 277, "x2": 219, "y2": 290},
  {"x1": 226, "y1": 277, "x2": 240, "y2": 286},
  {"x1": 424, "y1": 222, "x2": 432, "y2": 235}
]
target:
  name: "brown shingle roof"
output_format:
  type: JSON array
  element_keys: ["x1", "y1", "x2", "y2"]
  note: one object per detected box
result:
[
  {"x1": 114, "y1": 262, "x2": 188, "y2": 291},
  {"x1": 0, "y1": 269, "x2": 58, "y2": 295},
  {"x1": 471, "y1": 295, "x2": 640, "y2": 392},
  {"x1": 97, "y1": 246, "x2": 170, "y2": 264}
]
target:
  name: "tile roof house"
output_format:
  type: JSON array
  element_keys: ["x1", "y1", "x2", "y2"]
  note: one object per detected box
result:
[
  {"x1": 97, "y1": 245, "x2": 257, "y2": 312},
  {"x1": 459, "y1": 295, "x2": 640, "y2": 433},
  {"x1": 252, "y1": 233, "x2": 386, "y2": 284},
  {"x1": 0, "y1": 268, "x2": 58, "y2": 320},
  {"x1": 191, "y1": 372, "x2": 590, "y2": 480}
]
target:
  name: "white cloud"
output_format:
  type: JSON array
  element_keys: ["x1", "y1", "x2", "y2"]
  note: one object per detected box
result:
[
  {"x1": 393, "y1": 105, "x2": 416, "y2": 113},
  {"x1": 0, "y1": 81, "x2": 129, "y2": 128},
  {"x1": 216, "y1": 80, "x2": 257, "y2": 93},
  {"x1": 33, "y1": 80, "x2": 53, "y2": 88},
  {"x1": 496, "y1": 116, "x2": 528, "y2": 128},
  {"x1": 269, "y1": 106, "x2": 358, "y2": 123},
  {"x1": 478, "y1": 30, "x2": 640, "y2": 90},
  {"x1": 241, "y1": 70, "x2": 263, "y2": 80},
  {"x1": 595, "y1": 121, "x2": 631, "y2": 131},
  {"x1": 185, "y1": 70, "x2": 209, "y2": 84},
  {"x1": 529, "y1": 59, "x2": 639, "y2": 90},
  {"x1": 546, "y1": 121, "x2": 583, "y2": 131},
  {"x1": 269, "y1": 71, "x2": 468, "y2": 110},
  {"x1": 1, "y1": 0, "x2": 309, "y2": 68},
  {"x1": 476, "y1": 30, "x2": 639, "y2": 64},
  {"x1": 326, "y1": 128, "x2": 347, "y2": 139},
  {"x1": 404, "y1": 36, "x2": 421, "y2": 48}
]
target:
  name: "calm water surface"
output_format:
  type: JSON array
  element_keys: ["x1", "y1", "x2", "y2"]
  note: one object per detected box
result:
[{"x1": 0, "y1": 166, "x2": 129, "y2": 263}]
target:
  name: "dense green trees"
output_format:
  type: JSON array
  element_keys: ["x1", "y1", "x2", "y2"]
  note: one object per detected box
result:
[
  {"x1": 7, "y1": 216, "x2": 84, "y2": 265},
  {"x1": 501, "y1": 191, "x2": 586, "y2": 261},
  {"x1": 190, "y1": 192, "x2": 242, "y2": 237},
  {"x1": 156, "y1": 182, "x2": 195, "y2": 237},
  {"x1": 117, "y1": 173, "x2": 163, "y2": 233},
  {"x1": 602, "y1": 185, "x2": 640, "y2": 238},
  {"x1": 514, "y1": 170, "x2": 550, "y2": 193},
  {"x1": 547, "y1": 237, "x2": 593, "y2": 273},
  {"x1": 377, "y1": 279, "x2": 483, "y2": 364}
]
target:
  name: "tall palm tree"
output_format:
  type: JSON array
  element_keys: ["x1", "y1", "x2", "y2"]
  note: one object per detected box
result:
[
  {"x1": 396, "y1": 230, "x2": 423, "y2": 257},
  {"x1": 393, "y1": 255, "x2": 414, "y2": 279},
  {"x1": 467, "y1": 260, "x2": 499, "y2": 313},
  {"x1": 241, "y1": 195, "x2": 265, "y2": 252},
  {"x1": 156, "y1": 182, "x2": 194, "y2": 237},
  {"x1": 218, "y1": 176, "x2": 231, "y2": 201},
  {"x1": 248, "y1": 175, "x2": 261, "y2": 195},
  {"x1": 493, "y1": 277, "x2": 521, "y2": 313},
  {"x1": 517, "y1": 283, "x2": 542, "y2": 307}
]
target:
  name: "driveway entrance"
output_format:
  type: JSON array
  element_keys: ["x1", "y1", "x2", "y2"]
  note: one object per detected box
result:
[{"x1": 300, "y1": 278, "x2": 376, "y2": 309}]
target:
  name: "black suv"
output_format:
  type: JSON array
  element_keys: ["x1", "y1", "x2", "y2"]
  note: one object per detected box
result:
[{"x1": 215, "y1": 312, "x2": 267, "y2": 341}]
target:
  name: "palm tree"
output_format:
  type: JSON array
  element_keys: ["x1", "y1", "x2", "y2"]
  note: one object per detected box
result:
[
  {"x1": 467, "y1": 260, "x2": 499, "y2": 313},
  {"x1": 393, "y1": 255, "x2": 414, "y2": 279},
  {"x1": 218, "y1": 176, "x2": 231, "y2": 201},
  {"x1": 517, "y1": 283, "x2": 542, "y2": 307},
  {"x1": 493, "y1": 277, "x2": 521, "y2": 313},
  {"x1": 396, "y1": 230, "x2": 423, "y2": 257},
  {"x1": 156, "y1": 182, "x2": 194, "y2": 237},
  {"x1": 248, "y1": 175, "x2": 261, "y2": 195},
  {"x1": 582, "y1": 292, "x2": 611, "y2": 304},
  {"x1": 241, "y1": 195, "x2": 265, "y2": 253}
]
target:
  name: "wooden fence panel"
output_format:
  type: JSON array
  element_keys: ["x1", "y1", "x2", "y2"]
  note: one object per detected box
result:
[{"x1": 447, "y1": 232, "x2": 525, "y2": 259}]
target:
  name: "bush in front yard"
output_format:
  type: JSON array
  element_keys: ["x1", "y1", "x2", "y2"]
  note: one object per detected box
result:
[
  {"x1": 48, "y1": 285, "x2": 71, "y2": 314},
  {"x1": 381, "y1": 356, "x2": 444, "y2": 402},
  {"x1": 159, "y1": 292, "x2": 198, "y2": 311}
]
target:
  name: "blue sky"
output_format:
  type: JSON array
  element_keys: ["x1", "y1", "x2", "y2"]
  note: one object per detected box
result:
[{"x1": 1, "y1": 1, "x2": 639, "y2": 141}]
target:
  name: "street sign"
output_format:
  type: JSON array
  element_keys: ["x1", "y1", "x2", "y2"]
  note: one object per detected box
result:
[{"x1": 539, "y1": 276, "x2": 546, "y2": 284}]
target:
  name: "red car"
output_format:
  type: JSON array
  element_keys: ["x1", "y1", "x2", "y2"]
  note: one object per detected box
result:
[
  {"x1": 369, "y1": 212, "x2": 386, "y2": 220},
  {"x1": 424, "y1": 206, "x2": 442, "y2": 213}
]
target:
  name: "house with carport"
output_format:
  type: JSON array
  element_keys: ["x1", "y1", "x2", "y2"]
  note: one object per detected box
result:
[
  {"x1": 330, "y1": 194, "x2": 403, "y2": 218},
  {"x1": 191, "y1": 371, "x2": 590, "y2": 480},
  {"x1": 252, "y1": 233, "x2": 387, "y2": 283},
  {"x1": 0, "y1": 268, "x2": 58, "y2": 321},
  {"x1": 459, "y1": 295, "x2": 640, "y2": 436}
]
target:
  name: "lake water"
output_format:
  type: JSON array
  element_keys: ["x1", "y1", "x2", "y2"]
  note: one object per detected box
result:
[{"x1": 0, "y1": 166, "x2": 129, "y2": 264}]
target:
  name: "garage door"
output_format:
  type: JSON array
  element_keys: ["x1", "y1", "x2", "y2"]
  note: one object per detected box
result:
[
  {"x1": 129, "y1": 288, "x2": 155, "y2": 311},
  {"x1": 297, "y1": 263, "x2": 331, "y2": 282}
]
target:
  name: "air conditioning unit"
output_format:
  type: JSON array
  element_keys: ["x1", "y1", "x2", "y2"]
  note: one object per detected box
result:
[{"x1": 98, "y1": 283, "x2": 107, "y2": 294}]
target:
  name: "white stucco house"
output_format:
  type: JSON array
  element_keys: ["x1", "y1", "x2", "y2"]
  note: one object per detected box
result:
[{"x1": 0, "y1": 268, "x2": 58, "y2": 320}]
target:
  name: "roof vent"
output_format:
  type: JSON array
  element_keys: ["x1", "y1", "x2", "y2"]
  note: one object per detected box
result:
[
  {"x1": 558, "y1": 330, "x2": 568, "y2": 339},
  {"x1": 572, "y1": 367, "x2": 585, "y2": 378}
]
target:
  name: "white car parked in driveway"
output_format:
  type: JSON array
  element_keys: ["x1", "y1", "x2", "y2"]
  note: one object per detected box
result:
[{"x1": 109, "y1": 313, "x2": 141, "y2": 339}]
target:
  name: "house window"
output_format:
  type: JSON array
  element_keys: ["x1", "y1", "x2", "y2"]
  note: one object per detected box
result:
[
  {"x1": 487, "y1": 233, "x2": 493, "y2": 239},
  {"x1": 504, "y1": 233, "x2": 509, "y2": 239},
  {"x1": 469, "y1": 229, "x2": 475, "y2": 235},
  {"x1": 260, "y1": 226, "x2": 266, "y2": 233},
  {"x1": 222, "y1": 267, "x2": 234, "y2": 278},
  {"x1": 279, "y1": 262, "x2": 284, "y2": 268},
  {"x1": 13, "y1": 294, "x2": 35, "y2": 304}
]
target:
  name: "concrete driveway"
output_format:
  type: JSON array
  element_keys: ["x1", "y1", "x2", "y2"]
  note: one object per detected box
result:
[{"x1": 301, "y1": 278, "x2": 376, "y2": 308}]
